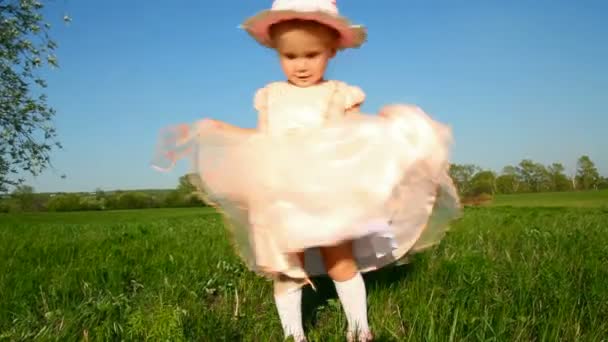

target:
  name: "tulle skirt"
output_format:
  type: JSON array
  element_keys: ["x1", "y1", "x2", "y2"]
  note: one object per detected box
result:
[{"x1": 152, "y1": 104, "x2": 461, "y2": 281}]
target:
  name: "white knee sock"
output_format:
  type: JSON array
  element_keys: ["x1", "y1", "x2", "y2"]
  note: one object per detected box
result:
[
  {"x1": 333, "y1": 273, "x2": 370, "y2": 334},
  {"x1": 274, "y1": 287, "x2": 305, "y2": 339}
]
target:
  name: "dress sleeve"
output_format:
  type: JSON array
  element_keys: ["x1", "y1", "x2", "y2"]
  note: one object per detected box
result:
[
  {"x1": 254, "y1": 86, "x2": 268, "y2": 112},
  {"x1": 344, "y1": 84, "x2": 365, "y2": 110},
  {"x1": 254, "y1": 86, "x2": 269, "y2": 132}
]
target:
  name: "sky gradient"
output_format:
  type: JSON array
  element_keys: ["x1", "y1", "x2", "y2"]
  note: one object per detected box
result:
[{"x1": 20, "y1": 0, "x2": 607, "y2": 192}]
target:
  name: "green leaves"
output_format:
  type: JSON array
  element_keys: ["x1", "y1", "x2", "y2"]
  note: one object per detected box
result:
[
  {"x1": 575, "y1": 155, "x2": 601, "y2": 190},
  {"x1": 449, "y1": 157, "x2": 605, "y2": 204},
  {"x1": 1, "y1": 0, "x2": 62, "y2": 192}
]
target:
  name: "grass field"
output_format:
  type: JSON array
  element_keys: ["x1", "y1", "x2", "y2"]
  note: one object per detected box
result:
[
  {"x1": 1, "y1": 192, "x2": 607, "y2": 341},
  {"x1": 492, "y1": 189, "x2": 608, "y2": 208}
]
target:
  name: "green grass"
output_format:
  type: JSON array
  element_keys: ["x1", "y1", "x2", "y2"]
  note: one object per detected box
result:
[
  {"x1": 0, "y1": 207, "x2": 215, "y2": 225},
  {"x1": 492, "y1": 189, "x2": 608, "y2": 208},
  {"x1": 1, "y1": 194, "x2": 607, "y2": 340}
]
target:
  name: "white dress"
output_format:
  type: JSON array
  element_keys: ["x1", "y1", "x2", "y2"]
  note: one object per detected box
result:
[{"x1": 152, "y1": 80, "x2": 461, "y2": 292}]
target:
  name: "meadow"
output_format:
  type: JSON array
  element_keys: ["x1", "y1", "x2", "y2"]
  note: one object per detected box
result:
[
  {"x1": 1, "y1": 191, "x2": 607, "y2": 341},
  {"x1": 492, "y1": 189, "x2": 608, "y2": 208}
]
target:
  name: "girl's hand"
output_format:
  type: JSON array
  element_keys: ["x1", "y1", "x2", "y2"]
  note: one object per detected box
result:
[
  {"x1": 379, "y1": 106, "x2": 399, "y2": 119},
  {"x1": 201, "y1": 118, "x2": 226, "y2": 129}
]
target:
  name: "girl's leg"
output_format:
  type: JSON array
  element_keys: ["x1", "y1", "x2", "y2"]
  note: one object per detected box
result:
[
  {"x1": 274, "y1": 275, "x2": 306, "y2": 341},
  {"x1": 320, "y1": 242, "x2": 372, "y2": 340},
  {"x1": 273, "y1": 252, "x2": 308, "y2": 341}
]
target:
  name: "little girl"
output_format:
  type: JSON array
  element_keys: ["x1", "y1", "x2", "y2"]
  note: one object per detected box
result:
[{"x1": 153, "y1": 1, "x2": 461, "y2": 341}]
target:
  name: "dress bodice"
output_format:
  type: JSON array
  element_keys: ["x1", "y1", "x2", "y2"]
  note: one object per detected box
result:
[{"x1": 254, "y1": 80, "x2": 366, "y2": 135}]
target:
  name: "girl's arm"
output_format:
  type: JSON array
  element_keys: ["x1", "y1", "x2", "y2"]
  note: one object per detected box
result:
[
  {"x1": 257, "y1": 109, "x2": 269, "y2": 133},
  {"x1": 221, "y1": 122, "x2": 257, "y2": 134},
  {"x1": 206, "y1": 119, "x2": 257, "y2": 134},
  {"x1": 254, "y1": 86, "x2": 269, "y2": 133},
  {"x1": 345, "y1": 104, "x2": 362, "y2": 115}
]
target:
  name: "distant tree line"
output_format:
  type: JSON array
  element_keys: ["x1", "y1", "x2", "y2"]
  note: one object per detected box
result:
[
  {"x1": 0, "y1": 175, "x2": 208, "y2": 213},
  {"x1": 1, "y1": 155, "x2": 606, "y2": 213},
  {"x1": 450, "y1": 155, "x2": 607, "y2": 202}
]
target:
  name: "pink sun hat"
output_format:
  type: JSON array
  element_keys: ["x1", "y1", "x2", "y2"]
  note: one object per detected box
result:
[{"x1": 240, "y1": 0, "x2": 367, "y2": 50}]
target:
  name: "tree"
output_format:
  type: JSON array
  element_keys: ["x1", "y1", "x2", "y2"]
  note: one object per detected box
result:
[
  {"x1": 177, "y1": 174, "x2": 197, "y2": 194},
  {"x1": 448, "y1": 164, "x2": 480, "y2": 196},
  {"x1": 10, "y1": 183, "x2": 35, "y2": 211},
  {"x1": 46, "y1": 193, "x2": 81, "y2": 212},
  {"x1": 516, "y1": 159, "x2": 550, "y2": 193},
  {"x1": 163, "y1": 173, "x2": 208, "y2": 208},
  {"x1": 496, "y1": 165, "x2": 520, "y2": 194},
  {"x1": 598, "y1": 176, "x2": 608, "y2": 190},
  {"x1": 575, "y1": 155, "x2": 600, "y2": 190},
  {"x1": 502, "y1": 165, "x2": 518, "y2": 176},
  {"x1": 94, "y1": 187, "x2": 106, "y2": 200},
  {"x1": 496, "y1": 174, "x2": 516, "y2": 194},
  {"x1": 547, "y1": 163, "x2": 572, "y2": 192},
  {"x1": 117, "y1": 192, "x2": 157, "y2": 209},
  {"x1": 164, "y1": 190, "x2": 184, "y2": 208},
  {"x1": 469, "y1": 170, "x2": 496, "y2": 196},
  {"x1": 1, "y1": 1, "x2": 67, "y2": 192}
]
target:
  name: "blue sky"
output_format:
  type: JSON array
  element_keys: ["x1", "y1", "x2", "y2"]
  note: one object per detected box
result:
[{"x1": 22, "y1": 0, "x2": 607, "y2": 192}]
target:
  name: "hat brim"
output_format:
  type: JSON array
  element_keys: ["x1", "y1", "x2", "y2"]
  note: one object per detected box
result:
[{"x1": 241, "y1": 10, "x2": 367, "y2": 50}]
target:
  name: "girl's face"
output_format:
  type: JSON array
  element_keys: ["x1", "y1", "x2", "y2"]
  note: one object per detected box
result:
[{"x1": 272, "y1": 23, "x2": 337, "y2": 87}]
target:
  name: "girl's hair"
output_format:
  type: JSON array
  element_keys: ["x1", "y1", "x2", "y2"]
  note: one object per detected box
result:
[{"x1": 268, "y1": 19, "x2": 341, "y2": 46}]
